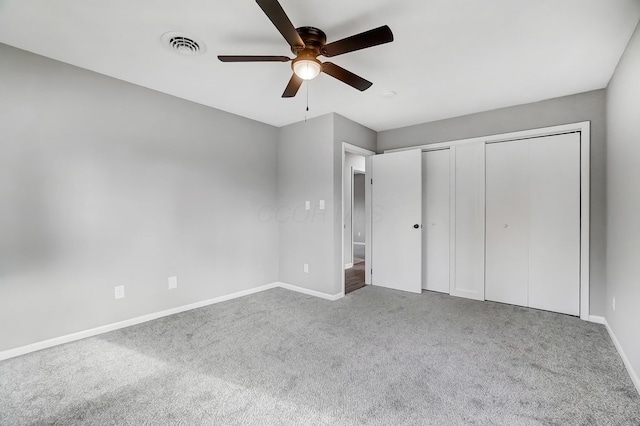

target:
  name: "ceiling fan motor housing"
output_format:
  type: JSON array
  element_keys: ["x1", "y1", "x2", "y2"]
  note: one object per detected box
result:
[{"x1": 292, "y1": 26, "x2": 327, "y2": 57}]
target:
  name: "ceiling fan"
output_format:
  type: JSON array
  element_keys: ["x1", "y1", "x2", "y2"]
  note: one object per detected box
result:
[{"x1": 218, "y1": 0, "x2": 394, "y2": 98}]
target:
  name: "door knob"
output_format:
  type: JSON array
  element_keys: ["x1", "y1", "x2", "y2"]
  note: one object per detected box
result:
[{"x1": 413, "y1": 224, "x2": 420, "y2": 229}]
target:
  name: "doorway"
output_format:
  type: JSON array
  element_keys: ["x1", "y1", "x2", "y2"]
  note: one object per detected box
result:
[
  {"x1": 342, "y1": 143, "x2": 374, "y2": 296},
  {"x1": 346, "y1": 170, "x2": 366, "y2": 294}
]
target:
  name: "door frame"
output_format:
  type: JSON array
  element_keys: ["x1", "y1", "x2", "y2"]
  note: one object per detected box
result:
[
  {"x1": 385, "y1": 121, "x2": 591, "y2": 321},
  {"x1": 342, "y1": 142, "x2": 375, "y2": 295}
]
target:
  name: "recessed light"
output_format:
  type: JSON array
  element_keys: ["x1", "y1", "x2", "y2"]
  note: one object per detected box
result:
[{"x1": 382, "y1": 91, "x2": 397, "y2": 97}]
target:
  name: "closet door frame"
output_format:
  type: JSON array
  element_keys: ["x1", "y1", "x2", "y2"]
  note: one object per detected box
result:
[{"x1": 385, "y1": 121, "x2": 591, "y2": 321}]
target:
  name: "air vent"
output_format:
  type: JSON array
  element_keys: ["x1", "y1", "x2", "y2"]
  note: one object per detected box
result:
[{"x1": 161, "y1": 32, "x2": 206, "y2": 56}]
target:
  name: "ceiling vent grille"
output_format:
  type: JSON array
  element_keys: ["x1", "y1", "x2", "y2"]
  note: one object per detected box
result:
[{"x1": 161, "y1": 32, "x2": 206, "y2": 56}]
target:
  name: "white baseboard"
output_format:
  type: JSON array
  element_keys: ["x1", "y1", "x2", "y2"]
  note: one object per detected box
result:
[
  {"x1": 588, "y1": 315, "x2": 606, "y2": 324},
  {"x1": 0, "y1": 282, "x2": 279, "y2": 362},
  {"x1": 344, "y1": 263, "x2": 354, "y2": 269},
  {"x1": 604, "y1": 318, "x2": 640, "y2": 396},
  {"x1": 0, "y1": 281, "x2": 345, "y2": 362},
  {"x1": 277, "y1": 282, "x2": 344, "y2": 301}
]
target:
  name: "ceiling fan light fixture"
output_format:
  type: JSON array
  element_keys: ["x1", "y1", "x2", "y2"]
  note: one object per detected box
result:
[{"x1": 292, "y1": 57, "x2": 321, "y2": 80}]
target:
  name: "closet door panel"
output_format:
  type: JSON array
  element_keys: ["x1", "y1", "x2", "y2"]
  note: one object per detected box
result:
[
  {"x1": 485, "y1": 141, "x2": 529, "y2": 307},
  {"x1": 528, "y1": 133, "x2": 580, "y2": 316},
  {"x1": 422, "y1": 149, "x2": 450, "y2": 293},
  {"x1": 451, "y1": 142, "x2": 485, "y2": 301}
]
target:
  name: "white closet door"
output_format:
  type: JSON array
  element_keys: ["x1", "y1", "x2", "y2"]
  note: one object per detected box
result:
[
  {"x1": 451, "y1": 142, "x2": 485, "y2": 301},
  {"x1": 371, "y1": 149, "x2": 422, "y2": 294},
  {"x1": 528, "y1": 133, "x2": 580, "y2": 316},
  {"x1": 485, "y1": 141, "x2": 529, "y2": 307},
  {"x1": 422, "y1": 149, "x2": 450, "y2": 293}
]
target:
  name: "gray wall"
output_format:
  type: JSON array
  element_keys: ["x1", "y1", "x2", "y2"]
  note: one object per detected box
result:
[
  {"x1": 378, "y1": 90, "x2": 607, "y2": 316},
  {"x1": 606, "y1": 22, "x2": 640, "y2": 384},
  {"x1": 333, "y1": 114, "x2": 377, "y2": 293},
  {"x1": 278, "y1": 113, "x2": 375, "y2": 296},
  {"x1": 0, "y1": 44, "x2": 279, "y2": 352},
  {"x1": 277, "y1": 114, "x2": 335, "y2": 294}
]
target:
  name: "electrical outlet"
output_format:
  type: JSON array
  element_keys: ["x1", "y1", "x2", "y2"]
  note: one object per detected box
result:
[
  {"x1": 168, "y1": 276, "x2": 178, "y2": 290},
  {"x1": 305, "y1": 201, "x2": 311, "y2": 211},
  {"x1": 114, "y1": 285, "x2": 125, "y2": 299},
  {"x1": 303, "y1": 263, "x2": 309, "y2": 273},
  {"x1": 319, "y1": 200, "x2": 325, "y2": 210},
  {"x1": 613, "y1": 296, "x2": 616, "y2": 312}
]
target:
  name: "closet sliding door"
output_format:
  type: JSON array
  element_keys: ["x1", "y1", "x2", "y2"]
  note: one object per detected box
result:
[{"x1": 485, "y1": 133, "x2": 580, "y2": 316}]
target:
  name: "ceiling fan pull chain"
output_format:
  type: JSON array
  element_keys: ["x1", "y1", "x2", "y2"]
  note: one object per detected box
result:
[{"x1": 305, "y1": 82, "x2": 309, "y2": 122}]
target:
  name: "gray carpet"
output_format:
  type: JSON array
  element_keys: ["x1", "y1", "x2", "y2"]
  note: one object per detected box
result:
[{"x1": 1, "y1": 286, "x2": 639, "y2": 425}]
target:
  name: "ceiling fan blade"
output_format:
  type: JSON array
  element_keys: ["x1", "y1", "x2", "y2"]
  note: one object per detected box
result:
[
  {"x1": 322, "y1": 62, "x2": 372, "y2": 91},
  {"x1": 218, "y1": 55, "x2": 291, "y2": 62},
  {"x1": 256, "y1": 0, "x2": 305, "y2": 49},
  {"x1": 322, "y1": 25, "x2": 393, "y2": 57},
  {"x1": 282, "y1": 73, "x2": 303, "y2": 98}
]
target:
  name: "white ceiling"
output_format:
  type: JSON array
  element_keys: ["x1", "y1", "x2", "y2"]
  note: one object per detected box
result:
[{"x1": 0, "y1": 0, "x2": 638, "y2": 131}]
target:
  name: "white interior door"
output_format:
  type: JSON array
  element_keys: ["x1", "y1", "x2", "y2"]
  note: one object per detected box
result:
[
  {"x1": 422, "y1": 149, "x2": 450, "y2": 293},
  {"x1": 371, "y1": 149, "x2": 422, "y2": 294},
  {"x1": 485, "y1": 141, "x2": 529, "y2": 307},
  {"x1": 528, "y1": 133, "x2": 580, "y2": 316}
]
